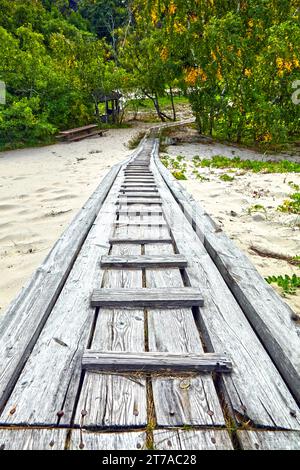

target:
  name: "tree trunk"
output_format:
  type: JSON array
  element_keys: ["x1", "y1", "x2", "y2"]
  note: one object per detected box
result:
[{"x1": 169, "y1": 87, "x2": 176, "y2": 121}]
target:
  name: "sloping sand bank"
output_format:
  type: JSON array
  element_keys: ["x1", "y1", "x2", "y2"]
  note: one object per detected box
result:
[
  {"x1": 0, "y1": 127, "x2": 144, "y2": 314},
  {"x1": 165, "y1": 142, "x2": 300, "y2": 316}
]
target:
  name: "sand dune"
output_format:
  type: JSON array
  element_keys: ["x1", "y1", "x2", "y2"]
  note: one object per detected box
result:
[
  {"x1": 0, "y1": 127, "x2": 146, "y2": 314},
  {"x1": 166, "y1": 142, "x2": 300, "y2": 316}
]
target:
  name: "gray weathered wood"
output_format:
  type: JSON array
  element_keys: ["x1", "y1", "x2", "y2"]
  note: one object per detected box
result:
[
  {"x1": 117, "y1": 209, "x2": 163, "y2": 216},
  {"x1": 0, "y1": 428, "x2": 68, "y2": 450},
  {"x1": 0, "y1": 170, "x2": 125, "y2": 426},
  {"x1": 0, "y1": 163, "x2": 121, "y2": 413},
  {"x1": 74, "y1": 226, "x2": 147, "y2": 428},
  {"x1": 70, "y1": 430, "x2": 147, "y2": 450},
  {"x1": 237, "y1": 430, "x2": 300, "y2": 450},
  {"x1": 145, "y1": 243, "x2": 224, "y2": 427},
  {"x1": 120, "y1": 188, "x2": 158, "y2": 193},
  {"x1": 82, "y1": 351, "x2": 232, "y2": 373},
  {"x1": 118, "y1": 198, "x2": 162, "y2": 205},
  {"x1": 91, "y1": 287, "x2": 204, "y2": 308},
  {"x1": 151, "y1": 150, "x2": 300, "y2": 430},
  {"x1": 109, "y1": 237, "x2": 172, "y2": 244},
  {"x1": 153, "y1": 140, "x2": 300, "y2": 406},
  {"x1": 154, "y1": 430, "x2": 233, "y2": 450},
  {"x1": 100, "y1": 254, "x2": 188, "y2": 269},
  {"x1": 119, "y1": 192, "x2": 159, "y2": 198}
]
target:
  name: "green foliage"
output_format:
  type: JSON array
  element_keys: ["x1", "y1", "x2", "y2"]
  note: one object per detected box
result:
[
  {"x1": 247, "y1": 204, "x2": 267, "y2": 215},
  {"x1": 266, "y1": 274, "x2": 300, "y2": 296},
  {"x1": 219, "y1": 173, "x2": 235, "y2": 182},
  {"x1": 0, "y1": 0, "x2": 130, "y2": 148},
  {"x1": 172, "y1": 171, "x2": 187, "y2": 180},
  {"x1": 198, "y1": 156, "x2": 300, "y2": 173},
  {"x1": 277, "y1": 192, "x2": 300, "y2": 214}
]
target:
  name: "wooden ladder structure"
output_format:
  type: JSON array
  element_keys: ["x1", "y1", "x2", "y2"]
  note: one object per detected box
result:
[{"x1": 0, "y1": 133, "x2": 299, "y2": 450}]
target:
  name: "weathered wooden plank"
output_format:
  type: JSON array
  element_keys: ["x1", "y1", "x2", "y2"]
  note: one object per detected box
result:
[
  {"x1": 82, "y1": 351, "x2": 232, "y2": 373},
  {"x1": 117, "y1": 209, "x2": 163, "y2": 216},
  {"x1": 120, "y1": 188, "x2": 158, "y2": 192},
  {"x1": 154, "y1": 430, "x2": 233, "y2": 450},
  {"x1": 100, "y1": 254, "x2": 188, "y2": 269},
  {"x1": 91, "y1": 288, "x2": 204, "y2": 308},
  {"x1": 0, "y1": 163, "x2": 121, "y2": 413},
  {"x1": 145, "y1": 243, "x2": 224, "y2": 427},
  {"x1": 0, "y1": 428, "x2": 68, "y2": 450},
  {"x1": 119, "y1": 192, "x2": 159, "y2": 198},
  {"x1": 118, "y1": 198, "x2": 162, "y2": 205},
  {"x1": 237, "y1": 430, "x2": 300, "y2": 450},
  {"x1": 153, "y1": 141, "x2": 300, "y2": 406},
  {"x1": 74, "y1": 226, "x2": 147, "y2": 428},
  {"x1": 0, "y1": 172, "x2": 124, "y2": 426},
  {"x1": 151, "y1": 154, "x2": 300, "y2": 430},
  {"x1": 109, "y1": 238, "x2": 172, "y2": 244},
  {"x1": 121, "y1": 183, "x2": 157, "y2": 187},
  {"x1": 70, "y1": 430, "x2": 147, "y2": 450}
]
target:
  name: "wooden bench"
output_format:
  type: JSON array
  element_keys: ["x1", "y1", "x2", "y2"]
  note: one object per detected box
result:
[{"x1": 58, "y1": 124, "x2": 106, "y2": 142}]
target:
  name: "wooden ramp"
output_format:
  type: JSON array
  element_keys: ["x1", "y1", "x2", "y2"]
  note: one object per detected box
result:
[{"x1": 0, "y1": 133, "x2": 299, "y2": 450}]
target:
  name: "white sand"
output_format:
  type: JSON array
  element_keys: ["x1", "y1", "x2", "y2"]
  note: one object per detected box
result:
[
  {"x1": 165, "y1": 143, "x2": 300, "y2": 315},
  {"x1": 0, "y1": 126, "x2": 147, "y2": 314}
]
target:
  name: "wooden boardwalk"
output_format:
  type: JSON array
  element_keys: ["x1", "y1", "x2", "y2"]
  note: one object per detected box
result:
[{"x1": 0, "y1": 132, "x2": 299, "y2": 450}]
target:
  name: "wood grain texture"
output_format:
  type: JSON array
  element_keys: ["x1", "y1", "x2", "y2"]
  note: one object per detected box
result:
[
  {"x1": 109, "y1": 238, "x2": 172, "y2": 245},
  {"x1": 70, "y1": 430, "x2": 147, "y2": 450},
  {"x1": 237, "y1": 430, "x2": 300, "y2": 450},
  {"x1": 0, "y1": 163, "x2": 121, "y2": 413},
  {"x1": 0, "y1": 171, "x2": 124, "y2": 426},
  {"x1": 151, "y1": 150, "x2": 300, "y2": 430},
  {"x1": 82, "y1": 351, "x2": 232, "y2": 373},
  {"x1": 119, "y1": 192, "x2": 159, "y2": 198},
  {"x1": 91, "y1": 288, "x2": 204, "y2": 308},
  {"x1": 100, "y1": 254, "x2": 188, "y2": 269},
  {"x1": 145, "y1": 243, "x2": 225, "y2": 427},
  {"x1": 0, "y1": 428, "x2": 68, "y2": 450},
  {"x1": 153, "y1": 142, "x2": 300, "y2": 405},
  {"x1": 154, "y1": 429, "x2": 233, "y2": 450},
  {"x1": 74, "y1": 230, "x2": 147, "y2": 429},
  {"x1": 118, "y1": 198, "x2": 162, "y2": 205}
]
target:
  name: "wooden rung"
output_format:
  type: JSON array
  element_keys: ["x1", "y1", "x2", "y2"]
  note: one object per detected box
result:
[
  {"x1": 113, "y1": 223, "x2": 167, "y2": 228},
  {"x1": 82, "y1": 351, "x2": 231, "y2": 373},
  {"x1": 91, "y1": 287, "x2": 204, "y2": 308},
  {"x1": 117, "y1": 199, "x2": 162, "y2": 205},
  {"x1": 121, "y1": 184, "x2": 157, "y2": 188},
  {"x1": 100, "y1": 254, "x2": 188, "y2": 269},
  {"x1": 109, "y1": 237, "x2": 172, "y2": 244},
  {"x1": 120, "y1": 189, "x2": 158, "y2": 193},
  {"x1": 118, "y1": 193, "x2": 159, "y2": 198},
  {"x1": 117, "y1": 209, "x2": 163, "y2": 215}
]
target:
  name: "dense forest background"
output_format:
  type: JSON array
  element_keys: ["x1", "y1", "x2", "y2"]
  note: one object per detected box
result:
[{"x1": 0, "y1": 0, "x2": 299, "y2": 149}]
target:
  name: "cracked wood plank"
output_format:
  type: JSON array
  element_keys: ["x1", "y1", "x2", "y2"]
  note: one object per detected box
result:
[
  {"x1": 154, "y1": 143, "x2": 300, "y2": 405},
  {"x1": 237, "y1": 430, "x2": 300, "y2": 450},
  {"x1": 70, "y1": 430, "x2": 147, "y2": 450},
  {"x1": 0, "y1": 164, "x2": 121, "y2": 413},
  {"x1": 82, "y1": 351, "x2": 232, "y2": 373},
  {"x1": 100, "y1": 254, "x2": 188, "y2": 269},
  {"x1": 91, "y1": 287, "x2": 204, "y2": 309},
  {"x1": 154, "y1": 429, "x2": 233, "y2": 450},
  {"x1": 0, "y1": 428, "x2": 68, "y2": 450},
  {"x1": 151, "y1": 154, "x2": 300, "y2": 430},
  {"x1": 74, "y1": 221, "x2": 147, "y2": 429},
  {"x1": 145, "y1": 241, "x2": 225, "y2": 427},
  {"x1": 0, "y1": 171, "x2": 124, "y2": 426}
]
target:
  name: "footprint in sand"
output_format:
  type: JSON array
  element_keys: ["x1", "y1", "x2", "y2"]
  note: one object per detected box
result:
[{"x1": 0, "y1": 204, "x2": 19, "y2": 212}]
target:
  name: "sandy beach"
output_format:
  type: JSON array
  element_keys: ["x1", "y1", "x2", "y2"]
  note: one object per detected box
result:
[
  {"x1": 0, "y1": 126, "x2": 147, "y2": 314},
  {"x1": 164, "y1": 141, "x2": 300, "y2": 315}
]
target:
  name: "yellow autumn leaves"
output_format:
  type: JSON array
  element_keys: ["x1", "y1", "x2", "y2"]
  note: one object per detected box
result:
[{"x1": 276, "y1": 57, "x2": 300, "y2": 76}]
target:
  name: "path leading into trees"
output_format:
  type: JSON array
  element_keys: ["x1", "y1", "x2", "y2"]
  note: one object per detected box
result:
[{"x1": 0, "y1": 124, "x2": 299, "y2": 450}]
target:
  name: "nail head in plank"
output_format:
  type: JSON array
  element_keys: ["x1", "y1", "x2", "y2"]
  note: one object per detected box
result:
[
  {"x1": 82, "y1": 351, "x2": 232, "y2": 373},
  {"x1": 101, "y1": 254, "x2": 187, "y2": 269},
  {"x1": 154, "y1": 430, "x2": 234, "y2": 450},
  {"x1": 91, "y1": 287, "x2": 204, "y2": 308},
  {"x1": 237, "y1": 430, "x2": 300, "y2": 450},
  {"x1": 0, "y1": 428, "x2": 68, "y2": 450},
  {"x1": 70, "y1": 430, "x2": 147, "y2": 450}
]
